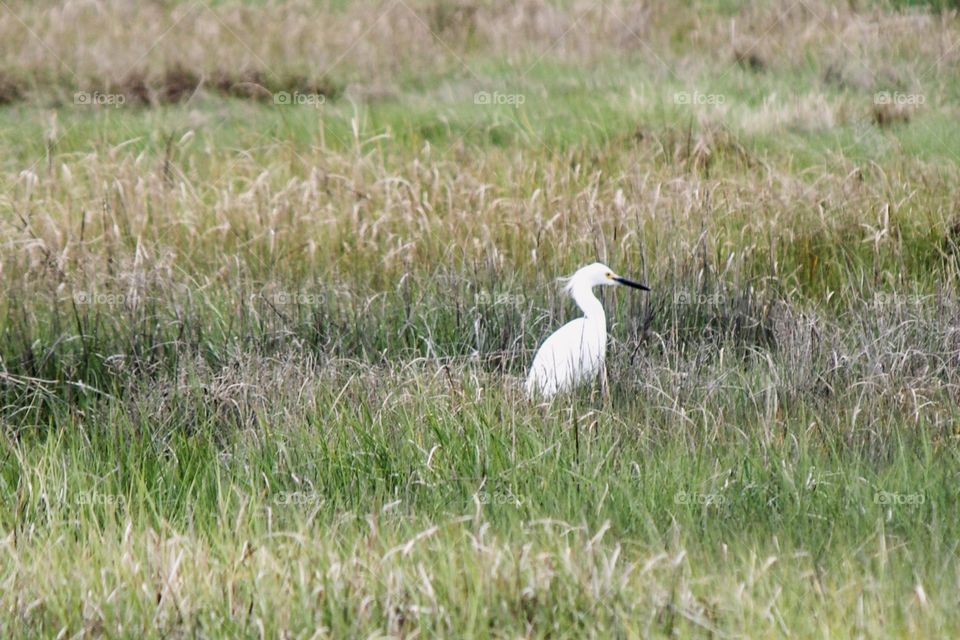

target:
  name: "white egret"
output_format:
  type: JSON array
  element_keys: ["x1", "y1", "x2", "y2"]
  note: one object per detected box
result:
[{"x1": 526, "y1": 262, "x2": 649, "y2": 399}]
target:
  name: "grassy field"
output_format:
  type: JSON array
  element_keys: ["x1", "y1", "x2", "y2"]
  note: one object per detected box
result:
[{"x1": 3, "y1": 0, "x2": 960, "y2": 637}]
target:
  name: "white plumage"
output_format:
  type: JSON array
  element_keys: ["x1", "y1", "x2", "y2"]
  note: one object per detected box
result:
[{"x1": 526, "y1": 262, "x2": 649, "y2": 399}]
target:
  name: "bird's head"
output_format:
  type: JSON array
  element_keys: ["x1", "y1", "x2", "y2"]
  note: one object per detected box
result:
[{"x1": 567, "y1": 262, "x2": 650, "y2": 291}]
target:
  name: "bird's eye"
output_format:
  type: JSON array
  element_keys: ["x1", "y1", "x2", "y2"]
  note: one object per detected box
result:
[{"x1": 606, "y1": 272, "x2": 613, "y2": 278}]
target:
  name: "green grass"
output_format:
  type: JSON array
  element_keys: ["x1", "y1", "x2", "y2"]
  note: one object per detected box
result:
[
  {"x1": 6, "y1": 371, "x2": 959, "y2": 636},
  {"x1": 2, "y1": 0, "x2": 960, "y2": 637}
]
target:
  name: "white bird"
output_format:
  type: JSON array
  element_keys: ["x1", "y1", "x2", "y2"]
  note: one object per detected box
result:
[{"x1": 526, "y1": 262, "x2": 649, "y2": 399}]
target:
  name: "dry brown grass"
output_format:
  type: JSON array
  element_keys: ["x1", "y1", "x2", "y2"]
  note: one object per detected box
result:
[
  {"x1": 0, "y1": 1, "x2": 955, "y2": 104},
  {"x1": 4, "y1": 137, "x2": 950, "y2": 298}
]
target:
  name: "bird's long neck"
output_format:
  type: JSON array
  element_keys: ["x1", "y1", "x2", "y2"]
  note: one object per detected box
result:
[{"x1": 571, "y1": 283, "x2": 605, "y2": 322}]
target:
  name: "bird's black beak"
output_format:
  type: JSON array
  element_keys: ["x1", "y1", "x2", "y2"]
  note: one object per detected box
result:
[{"x1": 613, "y1": 276, "x2": 650, "y2": 291}]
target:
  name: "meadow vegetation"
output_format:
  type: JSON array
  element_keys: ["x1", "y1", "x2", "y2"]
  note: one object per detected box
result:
[{"x1": 2, "y1": 0, "x2": 960, "y2": 636}]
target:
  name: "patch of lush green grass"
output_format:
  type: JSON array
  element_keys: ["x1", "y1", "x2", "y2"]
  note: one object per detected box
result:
[
  {"x1": 4, "y1": 53, "x2": 955, "y2": 170},
  {"x1": 5, "y1": 367, "x2": 959, "y2": 636}
]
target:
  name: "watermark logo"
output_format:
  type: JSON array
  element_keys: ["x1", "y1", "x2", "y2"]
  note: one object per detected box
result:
[
  {"x1": 873, "y1": 292, "x2": 925, "y2": 307},
  {"x1": 274, "y1": 491, "x2": 322, "y2": 506},
  {"x1": 474, "y1": 91, "x2": 525, "y2": 107},
  {"x1": 273, "y1": 91, "x2": 326, "y2": 108},
  {"x1": 73, "y1": 291, "x2": 129, "y2": 306},
  {"x1": 674, "y1": 491, "x2": 726, "y2": 506},
  {"x1": 475, "y1": 290, "x2": 525, "y2": 306},
  {"x1": 75, "y1": 491, "x2": 126, "y2": 507},
  {"x1": 874, "y1": 91, "x2": 925, "y2": 106},
  {"x1": 874, "y1": 491, "x2": 924, "y2": 506},
  {"x1": 477, "y1": 489, "x2": 523, "y2": 505},
  {"x1": 674, "y1": 91, "x2": 725, "y2": 106},
  {"x1": 74, "y1": 91, "x2": 126, "y2": 108},
  {"x1": 674, "y1": 290, "x2": 725, "y2": 306},
  {"x1": 267, "y1": 290, "x2": 326, "y2": 306}
]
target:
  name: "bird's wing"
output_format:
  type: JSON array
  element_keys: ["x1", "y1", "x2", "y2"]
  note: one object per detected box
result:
[{"x1": 526, "y1": 318, "x2": 595, "y2": 397}]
